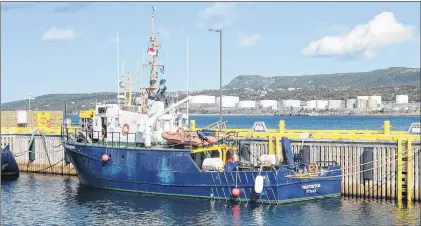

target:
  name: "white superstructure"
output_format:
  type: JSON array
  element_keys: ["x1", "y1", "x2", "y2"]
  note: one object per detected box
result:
[{"x1": 91, "y1": 97, "x2": 191, "y2": 146}]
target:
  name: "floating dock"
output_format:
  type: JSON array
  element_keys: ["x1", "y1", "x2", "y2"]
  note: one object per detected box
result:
[{"x1": 1, "y1": 120, "x2": 420, "y2": 203}]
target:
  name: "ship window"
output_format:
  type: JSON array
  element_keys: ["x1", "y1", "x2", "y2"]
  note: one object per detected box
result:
[{"x1": 98, "y1": 107, "x2": 107, "y2": 114}]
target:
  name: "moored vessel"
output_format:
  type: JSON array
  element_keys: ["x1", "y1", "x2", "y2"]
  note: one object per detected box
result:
[
  {"x1": 62, "y1": 7, "x2": 342, "y2": 204},
  {"x1": 1, "y1": 145, "x2": 20, "y2": 181}
]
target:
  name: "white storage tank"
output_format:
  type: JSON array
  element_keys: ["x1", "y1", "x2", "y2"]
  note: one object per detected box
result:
[
  {"x1": 305, "y1": 100, "x2": 317, "y2": 109},
  {"x1": 282, "y1": 99, "x2": 300, "y2": 108},
  {"x1": 346, "y1": 99, "x2": 356, "y2": 109},
  {"x1": 366, "y1": 99, "x2": 377, "y2": 109},
  {"x1": 191, "y1": 95, "x2": 216, "y2": 104},
  {"x1": 216, "y1": 96, "x2": 239, "y2": 108},
  {"x1": 238, "y1": 100, "x2": 256, "y2": 108},
  {"x1": 328, "y1": 100, "x2": 342, "y2": 109},
  {"x1": 316, "y1": 100, "x2": 328, "y2": 109},
  {"x1": 259, "y1": 100, "x2": 278, "y2": 109},
  {"x1": 369, "y1": 96, "x2": 382, "y2": 104},
  {"x1": 17, "y1": 110, "x2": 27, "y2": 124},
  {"x1": 357, "y1": 96, "x2": 369, "y2": 100},
  {"x1": 396, "y1": 95, "x2": 408, "y2": 104},
  {"x1": 356, "y1": 99, "x2": 367, "y2": 109}
]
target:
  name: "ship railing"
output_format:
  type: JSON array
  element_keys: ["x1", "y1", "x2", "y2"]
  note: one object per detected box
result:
[
  {"x1": 297, "y1": 160, "x2": 339, "y2": 168},
  {"x1": 62, "y1": 127, "x2": 140, "y2": 148},
  {"x1": 183, "y1": 128, "x2": 240, "y2": 147}
]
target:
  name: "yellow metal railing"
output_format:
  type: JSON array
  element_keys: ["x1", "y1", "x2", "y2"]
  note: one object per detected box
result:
[
  {"x1": 1, "y1": 126, "x2": 78, "y2": 134},
  {"x1": 190, "y1": 120, "x2": 418, "y2": 141}
]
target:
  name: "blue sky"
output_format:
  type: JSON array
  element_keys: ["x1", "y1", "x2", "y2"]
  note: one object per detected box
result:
[{"x1": 1, "y1": 2, "x2": 420, "y2": 103}]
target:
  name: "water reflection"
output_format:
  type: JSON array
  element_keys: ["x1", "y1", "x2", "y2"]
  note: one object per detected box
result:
[{"x1": 1, "y1": 174, "x2": 420, "y2": 225}]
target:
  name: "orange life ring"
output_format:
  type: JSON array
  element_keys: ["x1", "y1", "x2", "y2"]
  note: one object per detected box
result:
[
  {"x1": 40, "y1": 117, "x2": 47, "y2": 124},
  {"x1": 122, "y1": 124, "x2": 130, "y2": 134},
  {"x1": 308, "y1": 162, "x2": 319, "y2": 176}
]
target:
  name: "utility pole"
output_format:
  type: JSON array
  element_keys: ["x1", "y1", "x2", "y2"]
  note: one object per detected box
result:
[{"x1": 24, "y1": 94, "x2": 35, "y2": 111}]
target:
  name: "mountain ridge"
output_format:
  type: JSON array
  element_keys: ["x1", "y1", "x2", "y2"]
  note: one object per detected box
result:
[
  {"x1": 1, "y1": 67, "x2": 420, "y2": 111},
  {"x1": 224, "y1": 67, "x2": 420, "y2": 90}
]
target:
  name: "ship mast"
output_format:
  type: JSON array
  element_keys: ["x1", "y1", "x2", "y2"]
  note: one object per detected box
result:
[
  {"x1": 119, "y1": 58, "x2": 139, "y2": 106},
  {"x1": 141, "y1": 6, "x2": 164, "y2": 113}
]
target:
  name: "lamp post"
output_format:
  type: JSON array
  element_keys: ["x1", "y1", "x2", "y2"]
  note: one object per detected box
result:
[
  {"x1": 209, "y1": 28, "x2": 222, "y2": 123},
  {"x1": 24, "y1": 94, "x2": 35, "y2": 111}
]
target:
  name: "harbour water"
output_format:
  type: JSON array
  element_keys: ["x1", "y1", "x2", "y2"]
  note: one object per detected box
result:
[
  {"x1": 66, "y1": 114, "x2": 420, "y2": 130},
  {"x1": 190, "y1": 115, "x2": 421, "y2": 130},
  {"x1": 2, "y1": 174, "x2": 420, "y2": 225},
  {"x1": 2, "y1": 115, "x2": 420, "y2": 225}
]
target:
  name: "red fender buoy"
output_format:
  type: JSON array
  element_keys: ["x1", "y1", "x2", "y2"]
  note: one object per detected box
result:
[
  {"x1": 232, "y1": 188, "x2": 240, "y2": 197},
  {"x1": 102, "y1": 154, "x2": 110, "y2": 162}
]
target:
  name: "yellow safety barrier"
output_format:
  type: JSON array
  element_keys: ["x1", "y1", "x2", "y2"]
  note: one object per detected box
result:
[
  {"x1": 190, "y1": 120, "x2": 419, "y2": 141},
  {"x1": 1, "y1": 126, "x2": 78, "y2": 134}
]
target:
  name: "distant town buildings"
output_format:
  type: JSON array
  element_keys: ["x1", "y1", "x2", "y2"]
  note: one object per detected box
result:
[{"x1": 187, "y1": 94, "x2": 415, "y2": 112}]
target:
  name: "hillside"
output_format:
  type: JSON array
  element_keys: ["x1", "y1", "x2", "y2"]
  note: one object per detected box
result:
[
  {"x1": 1, "y1": 67, "x2": 420, "y2": 112},
  {"x1": 224, "y1": 67, "x2": 420, "y2": 90}
]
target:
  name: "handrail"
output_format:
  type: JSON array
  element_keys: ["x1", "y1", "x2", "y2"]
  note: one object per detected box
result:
[
  {"x1": 62, "y1": 127, "x2": 141, "y2": 148},
  {"x1": 189, "y1": 120, "x2": 420, "y2": 141}
]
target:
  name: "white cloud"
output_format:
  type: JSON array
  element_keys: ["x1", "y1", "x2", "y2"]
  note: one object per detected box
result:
[
  {"x1": 238, "y1": 33, "x2": 262, "y2": 47},
  {"x1": 363, "y1": 50, "x2": 375, "y2": 59},
  {"x1": 302, "y1": 12, "x2": 414, "y2": 58},
  {"x1": 197, "y1": 3, "x2": 237, "y2": 29},
  {"x1": 41, "y1": 27, "x2": 78, "y2": 42},
  {"x1": 158, "y1": 27, "x2": 172, "y2": 37}
]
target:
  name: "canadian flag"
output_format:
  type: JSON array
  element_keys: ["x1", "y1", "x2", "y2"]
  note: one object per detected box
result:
[{"x1": 147, "y1": 47, "x2": 157, "y2": 56}]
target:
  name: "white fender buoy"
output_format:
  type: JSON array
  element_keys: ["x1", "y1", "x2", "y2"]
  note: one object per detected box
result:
[{"x1": 254, "y1": 175, "x2": 264, "y2": 194}]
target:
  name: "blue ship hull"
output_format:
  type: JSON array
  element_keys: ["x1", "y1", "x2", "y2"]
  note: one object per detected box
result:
[
  {"x1": 1, "y1": 145, "x2": 19, "y2": 181},
  {"x1": 64, "y1": 142, "x2": 342, "y2": 204}
]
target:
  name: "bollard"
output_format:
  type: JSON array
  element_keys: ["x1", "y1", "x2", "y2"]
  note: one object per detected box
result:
[
  {"x1": 190, "y1": 120, "x2": 196, "y2": 131},
  {"x1": 383, "y1": 120, "x2": 391, "y2": 135},
  {"x1": 279, "y1": 120, "x2": 285, "y2": 133}
]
